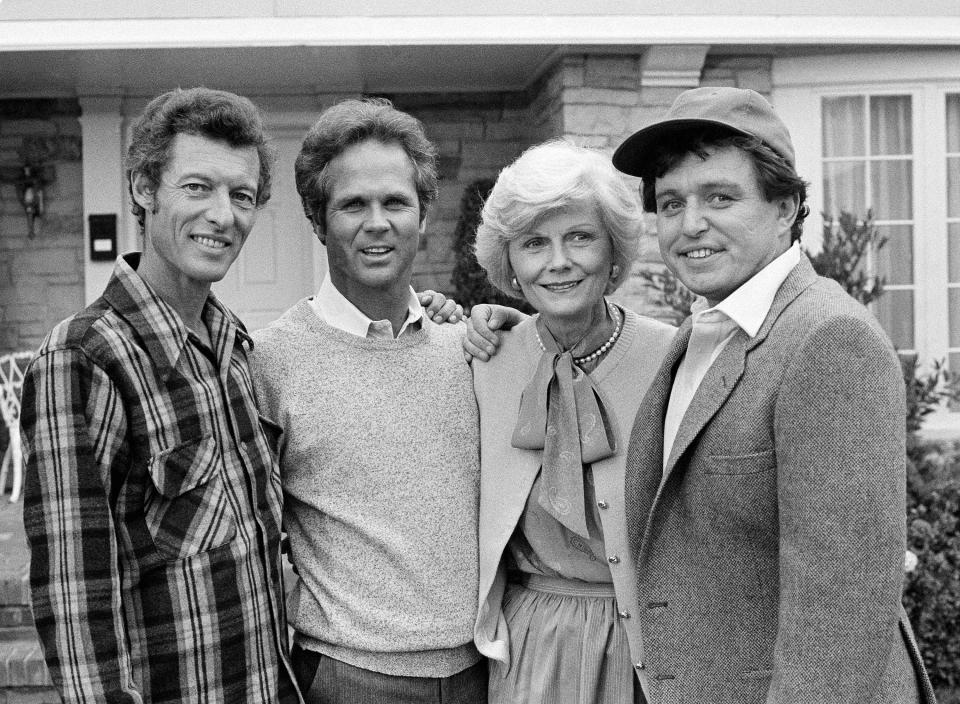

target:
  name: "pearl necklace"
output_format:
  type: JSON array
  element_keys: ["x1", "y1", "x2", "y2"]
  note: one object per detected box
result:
[{"x1": 535, "y1": 300, "x2": 623, "y2": 366}]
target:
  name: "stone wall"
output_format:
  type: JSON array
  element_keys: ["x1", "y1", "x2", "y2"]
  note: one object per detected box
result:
[
  {"x1": 701, "y1": 54, "x2": 773, "y2": 96},
  {"x1": 393, "y1": 92, "x2": 536, "y2": 293},
  {"x1": 554, "y1": 53, "x2": 677, "y2": 151},
  {"x1": 0, "y1": 99, "x2": 84, "y2": 357}
]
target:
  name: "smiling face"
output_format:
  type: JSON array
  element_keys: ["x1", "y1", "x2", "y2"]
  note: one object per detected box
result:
[
  {"x1": 318, "y1": 139, "x2": 424, "y2": 313},
  {"x1": 655, "y1": 145, "x2": 796, "y2": 306},
  {"x1": 508, "y1": 206, "x2": 613, "y2": 339},
  {"x1": 132, "y1": 132, "x2": 260, "y2": 301}
]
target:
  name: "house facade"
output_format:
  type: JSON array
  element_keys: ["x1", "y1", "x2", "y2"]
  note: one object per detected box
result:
[
  {"x1": 1, "y1": 7, "x2": 959, "y2": 390},
  {"x1": 1, "y1": 1, "x2": 959, "y2": 697}
]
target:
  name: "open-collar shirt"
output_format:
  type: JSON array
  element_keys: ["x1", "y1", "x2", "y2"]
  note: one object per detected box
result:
[
  {"x1": 309, "y1": 274, "x2": 424, "y2": 339},
  {"x1": 20, "y1": 253, "x2": 298, "y2": 703},
  {"x1": 663, "y1": 242, "x2": 801, "y2": 466}
]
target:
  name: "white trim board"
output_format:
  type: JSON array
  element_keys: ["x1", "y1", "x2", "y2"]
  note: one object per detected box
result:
[{"x1": 2, "y1": 15, "x2": 960, "y2": 51}]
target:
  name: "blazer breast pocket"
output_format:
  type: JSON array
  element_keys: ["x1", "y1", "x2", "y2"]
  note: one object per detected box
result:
[
  {"x1": 699, "y1": 449, "x2": 777, "y2": 537},
  {"x1": 705, "y1": 449, "x2": 775, "y2": 475},
  {"x1": 144, "y1": 436, "x2": 237, "y2": 561}
]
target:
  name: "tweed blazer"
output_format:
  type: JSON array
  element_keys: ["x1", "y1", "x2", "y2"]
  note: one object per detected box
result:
[{"x1": 623, "y1": 257, "x2": 936, "y2": 704}]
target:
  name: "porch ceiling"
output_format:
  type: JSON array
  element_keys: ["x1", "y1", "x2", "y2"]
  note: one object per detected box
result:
[
  {"x1": 0, "y1": 41, "x2": 957, "y2": 101},
  {"x1": 0, "y1": 44, "x2": 565, "y2": 99}
]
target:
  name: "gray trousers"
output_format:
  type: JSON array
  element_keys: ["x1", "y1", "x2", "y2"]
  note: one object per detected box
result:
[{"x1": 292, "y1": 644, "x2": 488, "y2": 704}]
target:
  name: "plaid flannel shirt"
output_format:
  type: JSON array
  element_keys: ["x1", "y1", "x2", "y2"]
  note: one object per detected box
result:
[{"x1": 21, "y1": 254, "x2": 299, "y2": 703}]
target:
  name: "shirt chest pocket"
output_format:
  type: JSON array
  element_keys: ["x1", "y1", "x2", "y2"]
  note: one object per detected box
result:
[{"x1": 144, "y1": 437, "x2": 238, "y2": 561}]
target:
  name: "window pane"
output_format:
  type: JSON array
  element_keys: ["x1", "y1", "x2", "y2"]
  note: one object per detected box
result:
[
  {"x1": 948, "y1": 94, "x2": 960, "y2": 153},
  {"x1": 951, "y1": 288, "x2": 960, "y2": 348},
  {"x1": 870, "y1": 96, "x2": 912, "y2": 155},
  {"x1": 871, "y1": 160, "x2": 912, "y2": 220},
  {"x1": 950, "y1": 223, "x2": 960, "y2": 283},
  {"x1": 874, "y1": 289, "x2": 914, "y2": 350},
  {"x1": 951, "y1": 352, "x2": 960, "y2": 375},
  {"x1": 949, "y1": 156, "x2": 960, "y2": 218},
  {"x1": 875, "y1": 224, "x2": 913, "y2": 285},
  {"x1": 823, "y1": 96, "x2": 865, "y2": 157},
  {"x1": 823, "y1": 162, "x2": 865, "y2": 217}
]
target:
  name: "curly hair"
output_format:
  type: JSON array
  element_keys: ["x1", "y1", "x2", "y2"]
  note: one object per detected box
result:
[
  {"x1": 125, "y1": 87, "x2": 273, "y2": 234},
  {"x1": 475, "y1": 140, "x2": 643, "y2": 299},
  {"x1": 294, "y1": 98, "x2": 438, "y2": 229}
]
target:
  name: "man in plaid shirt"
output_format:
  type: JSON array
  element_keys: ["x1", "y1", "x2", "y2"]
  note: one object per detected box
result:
[{"x1": 19, "y1": 87, "x2": 301, "y2": 703}]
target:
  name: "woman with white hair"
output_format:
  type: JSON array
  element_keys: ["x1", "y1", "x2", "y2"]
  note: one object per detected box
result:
[{"x1": 471, "y1": 140, "x2": 675, "y2": 704}]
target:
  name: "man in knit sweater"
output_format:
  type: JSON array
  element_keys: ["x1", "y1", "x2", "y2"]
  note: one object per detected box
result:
[{"x1": 249, "y1": 98, "x2": 484, "y2": 704}]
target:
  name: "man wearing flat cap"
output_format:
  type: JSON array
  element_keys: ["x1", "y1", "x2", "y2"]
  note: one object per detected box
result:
[{"x1": 613, "y1": 87, "x2": 936, "y2": 703}]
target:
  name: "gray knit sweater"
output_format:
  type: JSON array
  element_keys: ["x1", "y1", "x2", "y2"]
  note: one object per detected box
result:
[{"x1": 249, "y1": 299, "x2": 481, "y2": 678}]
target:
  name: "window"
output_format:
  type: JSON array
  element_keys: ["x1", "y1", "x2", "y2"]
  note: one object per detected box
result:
[
  {"x1": 821, "y1": 94, "x2": 915, "y2": 351},
  {"x1": 948, "y1": 93, "x2": 960, "y2": 373}
]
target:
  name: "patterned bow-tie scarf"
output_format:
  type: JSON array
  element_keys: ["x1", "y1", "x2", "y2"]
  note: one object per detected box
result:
[{"x1": 511, "y1": 319, "x2": 618, "y2": 538}]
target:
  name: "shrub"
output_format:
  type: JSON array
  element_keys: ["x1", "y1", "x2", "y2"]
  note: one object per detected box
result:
[
  {"x1": 806, "y1": 210, "x2": 886, "y2": 306},
  {"x1": 637, "y1": 266, "x2": 696, "y2": 326},
  {"x1": 449, "y1": 178, "x2": 533, "y2": 315},
  {"x1": 903, "y1": 441, "x2": 960, "y2": 700},
  {"x1": 902, "y1": 356, "x2": 960, "y2": 438}
]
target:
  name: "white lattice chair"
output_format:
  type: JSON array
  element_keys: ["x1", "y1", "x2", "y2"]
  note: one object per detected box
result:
[{"x1": 1, "y1": 351, "x2": 34, "y2": 502}]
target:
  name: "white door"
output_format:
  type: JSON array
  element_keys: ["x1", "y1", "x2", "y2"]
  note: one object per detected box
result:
[{"x1": 214, "y1": 128, "x2": 324, "y2": 331}]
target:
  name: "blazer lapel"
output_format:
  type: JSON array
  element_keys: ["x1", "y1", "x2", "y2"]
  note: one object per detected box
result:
[
  {"x1": 748, "y1": 255, "x2": 819, "y2": 349},
  {"x1": 661, "y1": 330, "x2": 747, "y2": 481},
  {"x1": 624, "y1": 322, "x2": 691, "y2": 556}
]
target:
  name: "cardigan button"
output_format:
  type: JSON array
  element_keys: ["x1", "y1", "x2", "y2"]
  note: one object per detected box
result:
[
  {"x1": 618, "y1": 610, "x2": 631, "y2": 619},
  {"x1": 635, "y1": 661, "x2": 645, "y2": 670},
  {"x1": 607, "y1": 555, "x2": 620, "y2": 564},
  {"x1": 597, "y1": 500, "x2": 609, "y2": 509}
]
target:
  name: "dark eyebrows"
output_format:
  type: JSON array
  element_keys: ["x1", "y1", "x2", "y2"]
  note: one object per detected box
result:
[
  {"x1": 331, "y1": 190, "x2": 415, "y2": 207},
  {"x1": 655, "y1": 179, "x2": 746, "y2": 201},
  {"x1": 654, "y1": 187, "x2": 679, "y2": 203},
  {"x1": 699, "y1": 179, "x2": 745, "y2": 194}
]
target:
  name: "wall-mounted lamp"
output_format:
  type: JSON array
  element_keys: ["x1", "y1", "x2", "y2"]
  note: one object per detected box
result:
[
  {"x1": 16, "y1": 165, "x2": 52, "y2": 238},
  {"x1": 0, "y1": 163, "x2": 54, "y2": 238}
]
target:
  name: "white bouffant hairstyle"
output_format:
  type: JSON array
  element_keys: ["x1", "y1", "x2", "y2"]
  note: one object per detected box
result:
[{"x1": 475, "y1": 139, "x2": 643, "y2": 298}]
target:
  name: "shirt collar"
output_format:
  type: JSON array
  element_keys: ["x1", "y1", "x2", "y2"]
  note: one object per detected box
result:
[
  {"x1": 310, "y1": 275, "x2": 424, "y2": 338},
  {"x1": 704, "y1": 241, "x2": 801, "y2": 338},
  {"x1": 101, "y1": 253, "x2": 246, "y2": 378}
]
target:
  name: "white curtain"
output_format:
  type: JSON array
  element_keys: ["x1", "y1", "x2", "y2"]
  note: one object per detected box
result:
[
  {"x1": 947, "y1": 95, "x2": 960, "y2": 355},
  {"x1": 822, "y1": 96, "x2": 865, "y2": 216},
  {"x1": 947, "y1": 94, "x2": 960, "y2": 220},
  {"x1": 822, "y1": 94, "x2": 915, "y2": 349}
]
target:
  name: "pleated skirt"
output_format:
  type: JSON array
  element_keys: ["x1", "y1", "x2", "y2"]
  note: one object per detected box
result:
[{"x1": 488, "y1": 575, "x2": 635, "y2": 704}]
